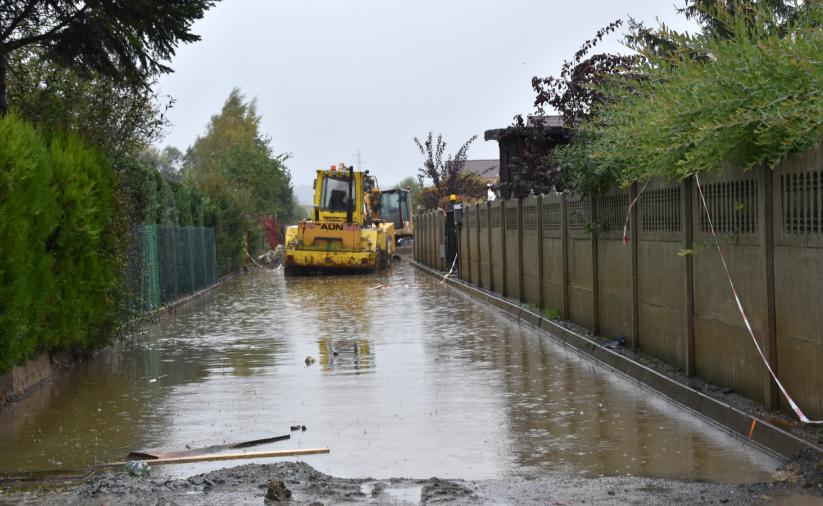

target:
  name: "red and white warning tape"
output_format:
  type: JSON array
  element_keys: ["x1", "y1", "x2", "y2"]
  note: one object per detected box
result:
[
  {"x1": 694, "y1": 173, "x2": 821, "y2": 424},
  {"x1": 441, "y1": 255, "x2": 458, "y2": 284}
]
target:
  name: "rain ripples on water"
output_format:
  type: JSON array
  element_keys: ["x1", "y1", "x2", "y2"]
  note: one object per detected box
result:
[{"x1": 0, "y1": 263, "x2": 778, "y2": 482}]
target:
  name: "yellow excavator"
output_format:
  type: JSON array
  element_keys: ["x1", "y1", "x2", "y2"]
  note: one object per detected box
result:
[
  {"x1": 284, "y1": 164, "x2": 395, "y2": 274},
  {"x1": 380, "y1": 187, "x2": 414, "y2": 253}
]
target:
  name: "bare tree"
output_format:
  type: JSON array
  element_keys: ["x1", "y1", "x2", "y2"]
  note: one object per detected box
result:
[{"x1": 414, "y1": 132, "x2": 478, "y2": 205}]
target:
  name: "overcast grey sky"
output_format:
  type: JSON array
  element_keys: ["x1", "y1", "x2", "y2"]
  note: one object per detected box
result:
[{"x1": 156, "y1": 0, "x2": 697, "y2": 197}]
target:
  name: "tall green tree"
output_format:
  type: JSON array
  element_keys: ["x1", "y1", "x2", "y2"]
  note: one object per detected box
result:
[
  {"x1": 185, "y1": 88, "x2": 295, "y2": 221},
  {"x1": 553, "y1": 1, "x2": 823, "y2": 192},
  {"x1": 0, "y1": 0, "x2": 216, "y2": 114},
  {"x1": 140, "y1": 145, "x2": 184, "y2": 182},
  {"x1": 184, "y1": 88, "x2": 295, "y2": 271},
  {"x1": 7, "y1": 49, "x2": 169, "y2": 161}
]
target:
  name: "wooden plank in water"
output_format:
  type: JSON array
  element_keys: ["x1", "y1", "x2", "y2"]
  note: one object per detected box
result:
[
  {"x1": 102, "y1": 447, "x2": 330, "y2": 467},
  {"x1": 128, "y1": 434, "x2": 291, "y2": 460}
]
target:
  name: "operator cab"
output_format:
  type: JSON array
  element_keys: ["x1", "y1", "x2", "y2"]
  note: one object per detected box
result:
[
  {"x1": 320, "y1": 176, "x2": 351, "y2": 212},
  {"x1": 381, "y1": 189, "x2": 408, "y2": 230}
]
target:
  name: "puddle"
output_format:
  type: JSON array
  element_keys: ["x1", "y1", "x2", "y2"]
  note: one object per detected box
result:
[{"x1": 0, "y1": 264, "x2": 780, "y2": 483}]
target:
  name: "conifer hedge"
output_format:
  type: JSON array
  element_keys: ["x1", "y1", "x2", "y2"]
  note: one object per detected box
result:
[{"x1": 0, "y1": 115, "x2": 119, "y2": 372}]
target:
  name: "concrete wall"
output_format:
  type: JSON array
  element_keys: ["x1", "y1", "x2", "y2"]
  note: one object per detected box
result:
[
  {"x1": 567, "y1": 196, "x2": 594, "y2": 330},
  {"x1": 469, "y1": 205, "x2": 480, "y2": 285},
  {"x1": 541, "y1": 193, "x2": 565, "y2": 317},
  {"x1": 491, "y1": 201, "x2": 504, "y2": 294},
  {"x1": 636, "y1": 181, "x2": 686, "y2": 367},
  {"x1": 596, "y1": 188, "x2": 632, "y2": 341},
  {"x1": 692, "y1": 166, "x2": 768, "y2": 404},
  {"x1": 413, "y1": 144, "x2": 823, "y2": 418},
  {"x1": 504, "y1": 200, "x2": 521, "y2": 299},
  {"x1": 479, "y1": 204, "x2": 492, "y2": 291},
  {"x1": 772, "y1": 141, "x2": 823, "y2": 417},
  {"x1": 414, "y1": 209, "x2": 447, "y2": 272},
  {"x1": 522, "y1": 196, "x2": 541, "y2": 307}
]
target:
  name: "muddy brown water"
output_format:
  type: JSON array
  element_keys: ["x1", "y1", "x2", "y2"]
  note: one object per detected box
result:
[{"x1": 0, "y1": 263, "x2": 779, "y2": 483}]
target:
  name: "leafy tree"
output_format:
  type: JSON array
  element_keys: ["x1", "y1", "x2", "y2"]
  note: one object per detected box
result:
[
  {"x1": 140, "y1": 146, "x2": 184, "y2": 182},
  {"x1": 679, "y1": 0, "x2": 801, "y2": 38},
  {"x1": 0, "y1": 0, "x2": 216, "y2": 114},
  {"x1": 7, "y1": 49, "x2": 170, "y2": 161},
  {"x1": 186, "y1": 88, "x2": 295, "y2": 221},
  {"x1": 509, "y1": 21, "x2": 641, "y2": 195},
  {"x1": 531, "y1": 20, "x2": 641, "y2": 129},
  {"x1": 184, "y1": 88, "x2": 295, "y2": 271},
  {"x1": 626, "y1": 0, "x2": 805, "y2": 60},
  {"x1": 554, "y1": 2, "x2": 823, "y2": 190}
]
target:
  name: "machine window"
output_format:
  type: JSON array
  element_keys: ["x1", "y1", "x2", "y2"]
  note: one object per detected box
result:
[{"x1": 321, "y1": 177, "x2": 350, "y2": 211}]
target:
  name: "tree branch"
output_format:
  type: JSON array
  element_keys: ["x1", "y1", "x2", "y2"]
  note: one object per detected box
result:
[
  {"x1": 2, "y1": 4, "x2": 88, "y2": 52},
  {"x1": 0, "y1": 0, "x2": 39, "y2": 42}
]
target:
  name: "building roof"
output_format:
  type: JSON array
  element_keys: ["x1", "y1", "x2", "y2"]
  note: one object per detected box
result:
[
  {"x1": 445, "y1": 159, "x2": 499, "y2": 181},
  {"x1": 461, "y1": 159, "x2": 499, "y2": 180},
  {"x1": 484, "y1": 114, "x2": 567, "y2": 141}
]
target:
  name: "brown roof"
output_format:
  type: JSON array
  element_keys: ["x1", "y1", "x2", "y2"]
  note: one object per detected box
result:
[
  {"x1": 446, "y1": 159, "x2": 499, "y2": 181},
  {"x1": 484, "y1": 115, "x2": 567, "y2": 141}
]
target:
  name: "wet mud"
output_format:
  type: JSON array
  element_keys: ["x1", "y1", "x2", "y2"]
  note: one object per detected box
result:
[{"x1": 2, "y1": 461, "x2": 821, "y2": 505}]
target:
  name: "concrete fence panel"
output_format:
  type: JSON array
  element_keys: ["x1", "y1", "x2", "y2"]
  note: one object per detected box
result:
[
  {"x1": 692, "y1": 166, "x2": 769, "y2": 405},
  {"x1": 420, "y1": 140, "x2": 823, "y2": 419},
  {"x1": 567, "y1": 195, "x2": 595, "y2": 330},
  {"x1": 522, "y1": 196, "x2": 541, "y2": 307},
  {"x1": 596, "y1": 188, "x2": 632, "y2": 340},
  {"x1": 636, "y1": 180, "x2": 688, "y2": 367},
  {"x1": 541, "y1": 192, "x2": 565, "y2": 316},
  {"x1": 437, "y1": 211, "x2": 446, "y2": 271},
  {"x1": 773, "y1": 140, "x2": 823, "y2": 416},
  {"x1": 428, "y1": 212, "x2": 436, "y2": 269},
  {"x1": 459, "y1": 209, "x2": 470, "y2": 279},
  {"x1": 491, "y1": 201, "x2": 504, "y2": 293},
  {"x1": 469, "y1": 205, "x2": 480, "y2": 285},
  {"x1": 504, "y1": 200, "x2": 522, "y2": 300},
  {"x1": 479, "y1": 204, "x2": 492, "y2": 290}
]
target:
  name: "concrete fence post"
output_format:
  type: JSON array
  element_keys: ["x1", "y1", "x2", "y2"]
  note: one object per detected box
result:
[
  {"x1": 501, "y1": 199, "x2": 508, "y2": 298},
  {"x1": 476, "y1": 203, "x2": 483, "y2": 287},
  {"x1": 431, "y1": 211, "x2": 436, "y2": 269},
  {"x1": 560, "y1": 193, "x2": 570, "y2": 320},
  {"x1": 422, "y1": 212, "x2": 426, "y2": 264},
  {"x1": 683, "y1": 178, "x2": 696, "y2": 375},
  {"x1": 760, "y1": 166, "x2": 779, "y2": 410},
  {"x1": 440, "y1": 211, "x2": 446, "y2": 271},
  {"x1": 487, "y1": 200, "x2": 494, "y2": 293},
  {"x1": 412, "y1": 213, "x2": 420, "y2": 262},
  {"x1": 537, "y1": 194, "x2": 545, "y2": 310},
  {"x1": 466, "y1": 206, "x2": 473, "y2": 283},
  {"x1": 630, "y1": 183, "x2": 640, "y2": 352},
  {"x1": 518, "y1": 198, "x2": 525, "y2": 302},
  {"x1": 590, "y1": 196, "x2": 600, "y2": 335},
  {"x1": 425, "y1": 211, "x2": 430, "y2": 267}
]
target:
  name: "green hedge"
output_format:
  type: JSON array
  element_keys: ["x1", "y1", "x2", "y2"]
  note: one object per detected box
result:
[
  {"x1": 119, "y1": 158, "x2": 254, "y2": 276},
  {"x1": 0, "y1": 115, "x2": 119, "y2": 372},
  {"x1": 554, "y1": 5, "x2": 823, "y2": 192},
  {"x1": 0, "y1": 114, "x2": 266, "y2": 372}
]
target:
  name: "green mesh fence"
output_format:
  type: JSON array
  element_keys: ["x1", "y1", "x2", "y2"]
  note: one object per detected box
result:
[{"x1": 135, "y1": 225, "x2": 217, "y2": 312}]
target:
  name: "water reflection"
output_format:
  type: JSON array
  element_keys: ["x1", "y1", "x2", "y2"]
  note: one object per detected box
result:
[
  {"x1": 0, "y1": 264, "x2": 778, "y2": 484},
  {"x1": 318, "y1": 336, "x2": 374, "y2": 372}
]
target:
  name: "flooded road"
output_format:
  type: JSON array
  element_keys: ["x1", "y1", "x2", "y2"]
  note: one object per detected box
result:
[{"x1": 0, "y1": 263, "x2": 779, "y2": 483}]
